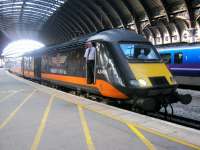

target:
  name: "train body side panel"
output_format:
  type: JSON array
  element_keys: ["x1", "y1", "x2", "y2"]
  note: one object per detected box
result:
[
  {"x1": 41, "y1": 73, "x2": 128, "y2": 99},
  {"x1": 38, "y1": 42, "x2": 128, "y2": 99},
  {"x1": 23, "y1": 56, "x2": 35, "y2": 78},
  {"x1": 24, "y1": 70, "x2": 34, "y2": 78},
  {"x1": 11, "y1": 67, "x2": 22, "y2": 75},
  {"x1": 7, "y1": 57, "x2": 23, "y2": 75}
]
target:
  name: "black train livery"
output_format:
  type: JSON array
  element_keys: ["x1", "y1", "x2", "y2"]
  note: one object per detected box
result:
[{"x1": 9, "y1": 29, "x2": 192, "y2": 112}]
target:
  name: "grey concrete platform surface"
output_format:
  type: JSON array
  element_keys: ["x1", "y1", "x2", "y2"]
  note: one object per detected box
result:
[{"x1": 0, "y1": 68, "x2": 200, "y2": 150}]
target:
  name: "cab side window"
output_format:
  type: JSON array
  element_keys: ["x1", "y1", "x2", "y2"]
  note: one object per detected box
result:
[
  {"x1": 95, "y1": 42, "x2": 124, "y2": 86},
  {"x1": 174, "y1": 53, "x2": 183, "y2": 64},
  {"x1": 160, "y1": 53, "x2": 171, "y2": 64}
]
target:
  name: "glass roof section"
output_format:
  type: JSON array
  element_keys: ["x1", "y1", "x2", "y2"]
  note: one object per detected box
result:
[{"x1": 0, "y1": 0, "x2": 64, "y2": 32}]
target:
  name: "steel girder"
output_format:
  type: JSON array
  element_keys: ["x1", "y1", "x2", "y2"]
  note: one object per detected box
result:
[
  {"x1": 0, "y1": 0, "x2": 199, "y2": 46},
  {"x1": 0, "y1": 0, "x2": 64, "y2": 40},
  {"x1": 41, "y1": 0, "x2": 200, "y2": 45}
]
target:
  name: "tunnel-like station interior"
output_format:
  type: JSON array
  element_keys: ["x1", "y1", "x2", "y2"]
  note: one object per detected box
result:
[
  {"x1": 0, "y1": 0, "x2": 200, "y2": 48},
  {"x1": 0, "y1": 1, "x2": 200, "y2": 150}
]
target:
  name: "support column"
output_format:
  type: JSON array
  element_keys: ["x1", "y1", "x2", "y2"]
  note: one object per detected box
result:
[{"x1": 188, "y1": 28, "x2": 196, "y2": 43}]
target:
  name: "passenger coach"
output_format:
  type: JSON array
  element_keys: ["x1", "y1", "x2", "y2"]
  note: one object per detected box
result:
[{"x1": 158, "y1": 45, "x2": 200, "y2": 86}]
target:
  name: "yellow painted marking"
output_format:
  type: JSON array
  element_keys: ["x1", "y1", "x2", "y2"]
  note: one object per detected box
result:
[
  {"x1": 6, "y1": 71, "x2": 200, "y2": 150},
  {"x1": 78, "y1": 105, "x2": 95, "y2": 150},
  {"x1": 31, "y1": 94, "x2": 55, "y2": 150},
  {"x1": 59, "y1": 98, "x2": 200, "y2": 150},
  {"x1": 90, "y1": 108, "x2": 200, "y2": 150},
  {"x1": 92, "y1": 107, "x2": 200, "y2": 150},
  {"x1": 0, "y1": 92, "x2": 17, "y2": 104},
  {"x1": 0, "y1": 89, "x2": 36, "y2": 129},
  {"x1": 127, "y1": 123, "x2": 156, "y2": 150},
  {"x1": 0, "y1": 90, "x2": 17, "y2": 94},
  {"x1": 132, "y1": 123, "x2": 200, "y2": 150},
  {"x1": 0, "y1": 89, "x2": 24, "y2": 104}
]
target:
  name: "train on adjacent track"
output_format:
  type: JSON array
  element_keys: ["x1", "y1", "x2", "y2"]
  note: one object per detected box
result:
[
  {"x1": 158, "y1": 44, "x2": 200, "y2": 86},
  {"x1": 7, "y1": 29, "x2": 192, "y2": 112}
]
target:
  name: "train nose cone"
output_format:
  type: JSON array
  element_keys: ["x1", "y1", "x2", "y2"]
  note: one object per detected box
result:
[{"x1": 180, "y1": 94, "x2": 192, "y2": 105}]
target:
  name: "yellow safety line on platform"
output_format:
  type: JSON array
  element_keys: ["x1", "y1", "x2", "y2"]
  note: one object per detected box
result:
[
  {"x1": 31, "y1": 94, "x2": 55, "y2": 150},
  {"x1": 0, "y1": 90, "x2": 22, "y2": 94},
  {"x1": 85, "y1": 105, "x2": 200, "y2": 150},
  {"x1": 0, "y1": 89, "x2": 36, "y2": 129},
  {"x1": 87, "y1": 106, "x2": 200, "y2": 150},
  {"x1": 78, "y1": 105, "x2": 95, "y2": 150},
  {"x1": 132, "y1": 123, "x2": 200, "y2": 150},
  {"x1": 0, "y1": 92, "x2": 17, "y2": 103},
  {"x1": 69, "y1": 101, "x2": 200, "y2": 150},
  {"x1": 127, "y1": 123, "x2": 156, "y2": 150},
  {"x1": 0, "y1": 89, "x2": 24, "y2": 104},
  {"x1": 59, "y1": 98, "x2": 200, "y2": 150},
  {"x1": 6, "y1": 71, "x2": 200, "y2": 150}
]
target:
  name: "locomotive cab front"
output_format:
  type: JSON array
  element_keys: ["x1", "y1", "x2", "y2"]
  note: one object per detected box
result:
[
  {"x1": 120, "y1": 43, "x2": 176, "y2": 89},
  {"x1": 119, "y1": 42, "x2": 191, "y2": 111}
]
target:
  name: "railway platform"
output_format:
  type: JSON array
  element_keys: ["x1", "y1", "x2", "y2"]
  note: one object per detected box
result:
[{"x1": 0, "y1": 68, "x2": 200, "y2": 150}]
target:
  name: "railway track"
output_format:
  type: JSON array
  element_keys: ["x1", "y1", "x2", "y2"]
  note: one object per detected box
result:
[
  {"x1": 147, "y1": 112, "x2": 200, "y2": 130},
  {"x1": 109, "y1": 102, "x2": 200, "y2": 130}
]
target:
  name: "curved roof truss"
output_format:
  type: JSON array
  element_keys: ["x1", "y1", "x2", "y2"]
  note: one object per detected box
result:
[
  {"x1": 0, "y1": 0, "x2": 199, "y2": 47},
  {"x1": 0, "y1": 0, "x2": 64, "y2": 39},
  {"x1": 40, "y1": 0, "x2": 200, "y2": 45}
]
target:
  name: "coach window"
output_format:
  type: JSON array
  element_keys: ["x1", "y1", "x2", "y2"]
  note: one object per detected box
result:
[
  {"x1": 41, "y1": 55, "x2": 48, "y2": 72},
  {"x1": 25, "y1": 57, "x2": 29, "y2": 70},
  {"x1": 25, "y1": 57, "x2": 28, "y2": 70},
  {"x1": 30, "y1": 57, "x2": 34, "y2": 71},
  {"x1": 160, "y1": 53, "x2": 171, "y2": 64},
  {"x1": 174, "y1": 53, "x2": 183, "y2": 64}
]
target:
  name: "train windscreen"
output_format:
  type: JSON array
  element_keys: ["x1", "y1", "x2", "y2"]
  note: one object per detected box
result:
[{"x1": 120, "y1": 43, "x2": 161, "y2": 62}]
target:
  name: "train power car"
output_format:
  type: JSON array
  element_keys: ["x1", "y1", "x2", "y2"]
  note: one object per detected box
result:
[
  {"x1": 158, "y1": 45, "x2": 200, "y2": 86},
  {"x1": 9, "y1": 29, "x2": 192, "y2": 112}
]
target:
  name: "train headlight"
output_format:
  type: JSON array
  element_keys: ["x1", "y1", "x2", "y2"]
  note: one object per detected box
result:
[
  {"x1": 138, "y1": 79, "x2": 147, "y2": 87},
  {"x1": 129, "y1": 80, "x2": 139, "y2": 87},
  {"x1": 170, "y1": 76, "x2": 177, "y2": 84}
]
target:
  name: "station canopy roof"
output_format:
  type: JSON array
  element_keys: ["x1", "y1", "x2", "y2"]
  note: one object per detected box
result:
[
  {"x1": 0, "y1": 0, "x2": 64, "y2": 39},
  {"x1": 0, "y1": 0, "x2": 200, "y2": 54}
]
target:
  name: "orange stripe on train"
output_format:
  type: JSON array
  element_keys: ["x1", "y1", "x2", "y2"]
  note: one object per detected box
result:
[
  {"x1": 41, "y1": 73, "x2": 128, "y2": 99},
  {"x1": 24, "y1": 70, "x2": 34, "y2": 78},
  {"x1": 10, "y1": 67, "x2": 22, "y2": 75}
]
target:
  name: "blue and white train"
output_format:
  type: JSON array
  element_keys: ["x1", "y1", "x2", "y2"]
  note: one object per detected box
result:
[{"x1": 158, "y1": 44, "x2": 200, "y2": 86}]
